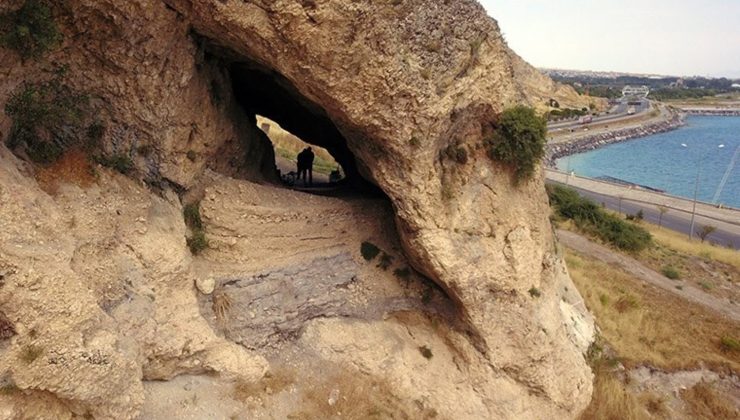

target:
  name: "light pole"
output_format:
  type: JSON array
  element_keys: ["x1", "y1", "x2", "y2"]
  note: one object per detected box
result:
[
  {"x1": 565, "y1": 154, "x2": 573, "y2": 186},
  {"x1": 683, "y1": 143, "x2": 724, "y2": 240}
]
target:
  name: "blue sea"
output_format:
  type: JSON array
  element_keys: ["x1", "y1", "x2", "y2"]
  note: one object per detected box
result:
[{"x1": 555, "y1": 116, "x2": 740, "y2": 208}]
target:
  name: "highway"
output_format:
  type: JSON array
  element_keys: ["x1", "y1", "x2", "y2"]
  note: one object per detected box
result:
[
  {"x1": 546, "y1": 179, "x2": 740, "y2": 249},
  {"x1": 548, "y1": 98, "x2": 650, "y2": 132}
]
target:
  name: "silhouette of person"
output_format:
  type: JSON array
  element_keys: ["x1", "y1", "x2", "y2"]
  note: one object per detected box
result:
[
  {"x1": 296, "y1": 147, "x2": 314, "y2": 186},
  {"x1": 296, "y1": 148, "x2": 306, "y2": 180},
  {"x1": 305, "y1": 147, "x2": 314, "y2": 186}
]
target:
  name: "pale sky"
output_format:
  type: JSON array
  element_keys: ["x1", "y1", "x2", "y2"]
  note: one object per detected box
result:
[{"x1": 479, "y1": 1, "x2": 740, "y2": 78}]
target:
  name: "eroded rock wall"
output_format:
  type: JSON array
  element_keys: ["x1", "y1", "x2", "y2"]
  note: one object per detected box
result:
[{"x1": 0, "y1": 0, "x2": 595, "y2": 418}]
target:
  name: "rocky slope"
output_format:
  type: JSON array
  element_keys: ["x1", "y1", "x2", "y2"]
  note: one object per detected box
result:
[{"x1": 0, "y1": 1, "x2": 595, "y2": 418}]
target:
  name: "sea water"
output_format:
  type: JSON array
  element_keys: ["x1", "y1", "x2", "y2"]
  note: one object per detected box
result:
[{"x1": 555, "y1": 116, "x2": 740, "y2": 208}]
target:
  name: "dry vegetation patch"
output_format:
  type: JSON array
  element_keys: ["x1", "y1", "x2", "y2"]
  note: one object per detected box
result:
[
  {"x1": 639, "y1": 225, "x2": 739, "y2": 302},
  {"x1": 578, "y1": 364, "x2": 649, "y2": 420},
  {"x1": 680, "y1": 381, "x2": 738, "y2": 419},
  {"x1": 565, "y1": 249, "x2": 740, "y2": 371},
  {"x1": 35, "y1": 149, "x2": 96, "y2": 193}
]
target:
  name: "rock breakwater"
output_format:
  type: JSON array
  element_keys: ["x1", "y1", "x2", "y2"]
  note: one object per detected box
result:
[{"x1": 546, "y1": 110, "x2": 686, "y2": 166}]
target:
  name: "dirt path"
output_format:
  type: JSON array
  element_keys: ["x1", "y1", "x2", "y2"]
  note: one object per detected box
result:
[{"x1": 557, "y1": 229, "x2": 740, "y2": 322}]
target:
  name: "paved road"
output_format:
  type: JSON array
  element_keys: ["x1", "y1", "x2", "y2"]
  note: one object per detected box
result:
[
  {"x1": 547, "y1": 179, "x2": 740, "y2": 249},
  {"x1": 548, "y1": 98, "x2": 650, "y2": 131}
]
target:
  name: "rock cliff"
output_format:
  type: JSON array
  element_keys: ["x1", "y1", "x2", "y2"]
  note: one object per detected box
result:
[{"x1": 0, "y1": 1, "x2": 595, "y2": 418}]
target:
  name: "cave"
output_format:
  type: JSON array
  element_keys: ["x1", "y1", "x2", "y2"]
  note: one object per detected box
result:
[{"x1": 225, "y1": 55, "x2": 375, "y2": 193}]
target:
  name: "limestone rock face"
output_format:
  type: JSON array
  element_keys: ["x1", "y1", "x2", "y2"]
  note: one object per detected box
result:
[{"x1": 0, "y1": 0, "x2": 594, "y2": 418}]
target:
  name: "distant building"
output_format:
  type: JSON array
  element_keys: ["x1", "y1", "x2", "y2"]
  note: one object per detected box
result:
[
  {"x1": 732, "y1": 83, "x2": 740, "y2": 89},
  {"x1": 622, "y1": 85, "x2": 650, "y2": 98}
]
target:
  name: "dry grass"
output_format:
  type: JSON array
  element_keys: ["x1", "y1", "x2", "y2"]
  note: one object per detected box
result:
[
  {"x1": 212, "y1": 289, "x2": 233, "y2": 326},
  {"x1": 643, "y1": 223, "x2": 740, "y2": 270},
  {"x1": 680, "y1": 381, "x2": 738, "y2": 419},
  {"x1": 565, "y1": 249, "x2": 740, "y2": 371},
  {"x1": 233, "y1": 367, "x2": 430, "y2": 419},
  {"x1": 639, "y1": 392, "x2": 668, "y2": 418},
  {"x1": 256, "y1": 116, "x2": 339, "y2": 175},
  {"x1": 578, "y1": 366, "x2": 649, "y2": 420},
  {"x1": 233, "y1": 369, "x2": 295, "y2": 402},
  {"x1": 286, "y1": 371, "x2": 430, "y2": 419},
  {"x1": 35, "y1": 149, "x2": 97, "y2": 194}
]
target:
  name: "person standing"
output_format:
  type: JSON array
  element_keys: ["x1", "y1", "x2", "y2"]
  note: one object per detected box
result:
[
  {"x1": 305, "y1": 147, "x2": 314, "y2": 186},
  {"x1": 296, "y1": 148, "x2": 306, "y2": 183}
]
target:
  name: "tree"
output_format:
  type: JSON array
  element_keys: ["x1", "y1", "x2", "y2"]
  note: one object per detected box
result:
[
  {"x1": 697, "y1": 225, "x2": 717, "y2": 243},
  {"x1": 656, "y1": 205, "x2": 669, "y2": 228}
]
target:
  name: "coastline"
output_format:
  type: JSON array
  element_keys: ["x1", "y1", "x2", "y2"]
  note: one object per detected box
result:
[
  {"x1": 682, "y1": 109, "x2": 740, "y2": 117},
  {"x1": 545, "y1": 108, "x2": 686, "y2": 167}
]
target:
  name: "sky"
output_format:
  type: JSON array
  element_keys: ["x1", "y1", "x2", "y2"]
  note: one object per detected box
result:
[{"x1": 479, "y1": 0, "x2": 740, "y2": 78}]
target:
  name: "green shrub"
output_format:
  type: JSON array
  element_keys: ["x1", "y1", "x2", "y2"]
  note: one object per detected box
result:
[
  {"x1": 4, "y1": 74, "x2": 89, "y2": 163},
  {"x1": 547, "y1": 185, "x2": 652, "y2": 252},
  {"x1": 528, "y1": 287, "x2": 541, "y2": 298},
  {"x1": 720, "y1": 336, "x2": 740, "y2": 353},
  {"x1": 0, "y1": 0, "x2": 61, "y2": 60},
  {"x1": 86, "y1": 122, "x2": 106, "y2": 146},
  {"x1": 393, "y1": 267, "x2": 411, "y2": 279},
  {"x1": 360, "y1": 241, "x2": 380, "y2": 261},
  {"x1": 187, "y1": 231, "x2": 208, "y2": 255},
  {"x1": 184, "y1": 202, "x2": 203, "y2": 230},
  {"x1": 661, "y1": 266, "x2": 681, "y2": 280},
  {"x1": 95, "y1": 153, "x2": 133, "y2": 175},
  {"x1": 418, "y1": 345, "x2": 433, "y2": 359},
  {"x1": 19, "y1": 344, "x2": 43, "y2": 364},
  {"x1": 377, "y1": 252, "x2": 394, "y2": 270},
  {"x1": 444, "y1": 144, "x2": 468, "y2": 164},
  {"x1": 486, "y1": 105, "x2": 547, "y2": 183}
]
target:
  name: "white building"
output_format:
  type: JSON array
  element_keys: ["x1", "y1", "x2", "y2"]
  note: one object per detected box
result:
[{"x1": 622, "y1": 85, "x2": 650, "y2": 98}]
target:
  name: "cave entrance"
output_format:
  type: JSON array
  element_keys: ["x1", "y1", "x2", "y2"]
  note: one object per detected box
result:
[
  {"x1": 228, "y1": 59, "x2": 372, "y2": 194},
  {"x1": 256, "y1": 115, "x2": 344, "y2": 188}
]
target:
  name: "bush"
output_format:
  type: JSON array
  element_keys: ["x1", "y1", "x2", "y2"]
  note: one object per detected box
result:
[
  {"x1": 0, "y1": 0, "x2": 61, "y2": 60},
  {"x1": 418, "y1": 345, "x2": 433, "y2": 359},
  {"x1": 95, "y1": 153, "x2": 133, "y2": 175},
  {"x1": 528, "y1": 287, "x2": 541, "y2": 298},
  {"x1": 20, "y1": 344, "x2": 43, "y2": 364},
  {"x1": 187, "y1": 231, "x2": 208, "y2": 255},
  {"x1": 720, "y1": 336, "x2": 739, "y2": 353},
  {"x1": 360, "y1": 241, "x2": 380, "y2": 261},
  {"x1": 486, "y1": 105, "x2": 547, "y2": 183},
  {"x1": 4, "y1": 74, "x2": 89, "y2": 163},
  {"x1": 184, "y1": 202, "x2": 207, "y2": 255},
  {"x1": 444, "y1": 144, "x2": 468, "y2": 164},
  {"x1": 661, "y1": 266, "x2": 681, "y2": 280},
  {"x1": 547, "y1": 184, "x2": 652, "y2": 252},
  {"x1": 184, "y1": 202, "x2": 203, "y2": 230},
  {"x1": 377, "y1": 252, "x2": 394, "y2": 270},
  {"x1": 393, "y1": 267, "x2": 411, "y2": 279}
]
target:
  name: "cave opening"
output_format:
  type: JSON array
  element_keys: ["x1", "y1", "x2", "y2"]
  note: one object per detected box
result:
[
  {"x1": 226, "y1": 58, "x2": 378, "y2": 195},
  {"x1": 256, "y1": 115, "x2": 344, "y2": 188}
]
